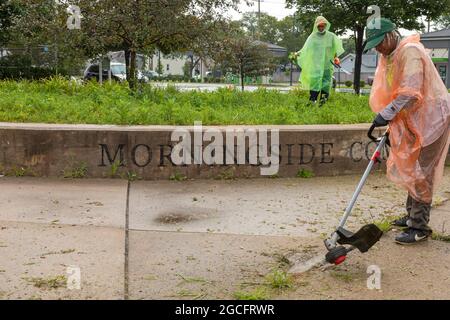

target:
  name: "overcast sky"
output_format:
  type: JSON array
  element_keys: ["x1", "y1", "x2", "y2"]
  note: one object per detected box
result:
[
  {"x1": 229, "y1": 0, "x2": 295, "y2": 20},
  {"x1": 228, "y1": 1, "x2": 419, "y2": 36}
]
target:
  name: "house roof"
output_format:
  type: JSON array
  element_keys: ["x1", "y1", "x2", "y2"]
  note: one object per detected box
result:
[
  {"x1": 340, "y1": 53, "x2": 377, "y2": 68},
  {"x1": 421, "y1": 29, "x2": 450, "y2": 40},
  {"x1": 253, "y1": 40, "x2": 287, "y2": 57}
]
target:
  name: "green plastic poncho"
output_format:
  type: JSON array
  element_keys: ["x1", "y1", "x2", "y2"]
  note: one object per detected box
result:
[{"x1": 297, "y1": 16, "x2": 344, "y2": 93}]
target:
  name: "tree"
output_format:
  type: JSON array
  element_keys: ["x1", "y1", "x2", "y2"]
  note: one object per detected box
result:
[
  {"x1": 238, "y1": 13, "x2": 309, "y2": 65},
  {"x1": 434, "y1": 14, "x2": 450, "y2": 29},
  {"x1": 241, "y1": 12, "x2": 281, "y2": 43},
  {"x1": 5, "y1": 1, "x2": 88, "y2": 76},
  {"x1": 16, "y1": 0, "x2": 238, "y2": 88},
  {"x1": 77, "y1": 0, "x2": 240, "y2": 89},
  {"x1": 286, "y1": 0, "x2": 448, "y2": 94},
  {"x1": 0, "y1": 0, "x2": 22, "y2": 46},
  {"x1": 213, "y1": 27, "x2": 275, "y2": 91},
  {"x1": 276, "y1": 15, "x2": 309, "y2": 64}
]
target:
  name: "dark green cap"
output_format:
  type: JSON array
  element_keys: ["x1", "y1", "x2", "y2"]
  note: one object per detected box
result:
[{"x1": 364, "y1": 18, "x2": 396, "y2": 52}]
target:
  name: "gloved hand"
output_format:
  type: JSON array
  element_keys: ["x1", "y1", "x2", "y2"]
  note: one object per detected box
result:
[
  {"x1": 372, "y1": 113, "x2": 389, "y2": 127},
  {"x1": 334, "y1": 57, "x2": 341, "y2": 66},
  {"x1": 289, "y1": 52, "x2": 298, "y2": 63}
]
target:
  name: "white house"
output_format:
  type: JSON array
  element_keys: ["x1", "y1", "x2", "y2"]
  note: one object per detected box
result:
[
  {"x1": 334, "y1": 52, "x2": 378, "y2": 83},
  {"x1": 149, "y1": 51, "x2": 211, "y2": 78}
]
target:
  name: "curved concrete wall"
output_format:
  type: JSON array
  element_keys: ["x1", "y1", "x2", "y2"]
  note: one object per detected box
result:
[{"x1": 0, "y1": 123, "x2": 448, "y2": 179}]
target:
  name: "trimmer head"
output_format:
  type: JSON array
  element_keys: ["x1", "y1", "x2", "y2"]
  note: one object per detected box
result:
[
  {"x1": 336, "y1": 224, "x2": 383, "y2": 253},
  {"x1": 325, "y1": 224, "x2": 383, "y2": 265}
]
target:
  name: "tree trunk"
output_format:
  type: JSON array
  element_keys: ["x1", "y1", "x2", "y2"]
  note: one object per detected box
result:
[
  {"x1": 130, "y1": 49, "x2": 137, "y2": 90},
  {"x1": 240, "y1": 64, "x2": 244, "y2": 92},
  {"x1": 353, "y1": 26, "x2": 365, "y2": 95},
  {"x1": 190, "y1": 56, "x2": 194, "y2": 79},
  {"x1": 124, "y1": 48, "x2": 131, "y2": 82},
  {"x1": 124, "y1": 48, "x2": 137, "y2": 90}
]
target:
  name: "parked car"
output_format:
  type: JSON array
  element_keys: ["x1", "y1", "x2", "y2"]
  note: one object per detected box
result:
[
  {"x1": 83, "y1": 62, "x2": 149, "y2": 83},
  {"x1": 83, "y1": 64, "x2": 121, "y2": 82},
  {"x1": 110, "y1": 62, "x2": 149, "y2": 83},
  {"x1": 142, "y1": 70, "x2": 161, "y2": 80}
]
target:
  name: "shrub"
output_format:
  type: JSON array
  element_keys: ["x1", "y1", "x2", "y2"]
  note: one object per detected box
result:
[
  {"x1": 345, "y1": 80, "x2": 353, "y2": 88},
  {"x1": 0, "y1": 78, "x2": 374, "y2": 125}
]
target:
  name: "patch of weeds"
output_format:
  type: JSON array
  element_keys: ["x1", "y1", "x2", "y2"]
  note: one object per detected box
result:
[
  {"x1": 296, "y1": 169, "x2": 314, "y2": 179},
  {"x1": 431, "y1": 232, "x2": 450, "y2": 243},
  {"x1": 330, "y1": 270, "x2": 354, "y2": 283},
  {"x1": 215, "y1": 167, "x2": 236, "y2": 180},
  {"x1": 265, "y1": 269, "x2": 293, "y2": 290},
  {"x1": 121, "y1": 171, "x2": 138, "y2": 181},
  {"x1": 374, "y1": 218, "x2": 394, "y2": 233},
  {"x1": 268, "y1": 174, "x2": 280, "y2": 179},
  {"x1": 170, "y1": 171, "x2": 187, "y2": 181},
  {"x1": 24, "y1": 275, "x2": 67, "y2": 289},
  {"x1": 6, "y1": 166, "x2": 34, "y2": 177},
  {"x1": 233, "y1": 287, "x2": 269, "y2": 300},
  {"x1": 62, "y1": 162, "x2": 88, "y2": 179},
  {"x1": 108, "y1": 159, "x2": 123, "y2": 178},
  {"x1": 432, "y1": 196, "x2": 448, "y2": 208}
]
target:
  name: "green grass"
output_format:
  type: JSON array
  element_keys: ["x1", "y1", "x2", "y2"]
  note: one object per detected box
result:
[
  {"x1": 234, "y1": 287, "x2": 269, "y2": 300},
  {"x1": 297, "y1": 169, "x2": 315, "y2": 179},
  {"x1": 265, "y1": 269, "x2": 293, "y2": 290},
  {"x1": 62, "y1": 161, "x2": 88, "y2": 179},
  {"x1": 169, "y1": 171, "x2": 187, "y2": 181},
  {"x1": 432, "y1": 232, "x2": 450, "y2": 243},
  {"x1": 24, "y1": 275, "x2": 67, "y2": 289},
  {"x1": 0, "y1": 77, "x2": 374, "y2": 125},
  {"x1": 374, "y1": 218, "x2": 393, "y2": 233}
]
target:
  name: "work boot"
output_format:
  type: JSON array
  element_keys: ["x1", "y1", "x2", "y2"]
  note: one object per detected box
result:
[
  {"x1": 391, "y1": 215, "x2": 410, "y2": 227},
  {"x1": 395, "y1": 228, "x2": 431, "y2": 245}
]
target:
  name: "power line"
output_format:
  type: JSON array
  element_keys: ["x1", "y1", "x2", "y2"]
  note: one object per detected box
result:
[{"x1": 249, "y1": 0, "x2": 289, "y2": 4}]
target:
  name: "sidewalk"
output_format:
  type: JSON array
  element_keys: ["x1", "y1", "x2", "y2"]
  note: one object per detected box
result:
[{"x1": 1, "y1": 169, "x2": 449, "y2": 300}]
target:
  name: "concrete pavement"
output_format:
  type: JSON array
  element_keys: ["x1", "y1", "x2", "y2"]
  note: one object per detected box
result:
[{"x1": 1, "y1": 169, "x2": 449, "y2": 299}]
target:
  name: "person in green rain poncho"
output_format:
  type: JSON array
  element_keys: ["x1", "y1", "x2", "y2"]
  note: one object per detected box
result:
[{"x1": 291, "y1": 16, "x2": 344, "y2": 105}]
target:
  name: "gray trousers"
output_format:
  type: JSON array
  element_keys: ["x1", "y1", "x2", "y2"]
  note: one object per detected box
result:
[
  {"x1": 406, "y1": 194, "x2": 431, "y2": 232},
  {"x1": 406, "y1": 127, "x2": 449, "y2": 232}
]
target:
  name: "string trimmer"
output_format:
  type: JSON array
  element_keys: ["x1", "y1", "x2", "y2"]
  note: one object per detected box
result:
[{"x1": 289, "y1": 125, "x2": 388, "y2": 273}]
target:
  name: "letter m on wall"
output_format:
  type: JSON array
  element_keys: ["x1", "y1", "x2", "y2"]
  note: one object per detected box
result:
[{"x1": 99, "y1": 144, "x2": 126, "y2": 167}]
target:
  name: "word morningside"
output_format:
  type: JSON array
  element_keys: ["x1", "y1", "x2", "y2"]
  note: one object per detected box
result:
[{"x1": 171, "y1": 123, "x2": 280, "y2": 176}]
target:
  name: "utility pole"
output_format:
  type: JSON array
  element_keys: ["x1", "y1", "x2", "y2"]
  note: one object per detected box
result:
[
  {"x1": 258, "y1": 0, "x2": 261, "y2": 25},
  {"x1": 290, "y1": 13, "x2": 296, "y2": 86},
  {"x1": 256, "y1": 0, "x2": 261, "y2": 39}
]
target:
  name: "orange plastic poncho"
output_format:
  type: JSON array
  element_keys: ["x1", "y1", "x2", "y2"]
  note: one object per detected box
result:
[{"x1": 370, "y1": 34, "x2": 450, "y2": 203}]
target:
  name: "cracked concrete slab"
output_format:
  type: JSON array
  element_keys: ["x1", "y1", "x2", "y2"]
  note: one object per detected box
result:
[
  {"x1": 0, "y1": 178, "x2": 128, "y2": 228},
  {"x1": 0, "y1": 221, "x2": 124, "y2": 300}
]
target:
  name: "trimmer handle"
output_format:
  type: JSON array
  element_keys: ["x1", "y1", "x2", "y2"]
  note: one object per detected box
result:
[
  {"x1": 367, "y1": 124, "x2": 378, "y2": 142},
  {"x1": 368, "y1": 125, "x2": 390, "y2": 147}
]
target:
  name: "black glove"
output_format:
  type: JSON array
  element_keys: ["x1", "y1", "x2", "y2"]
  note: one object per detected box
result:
[{"x1": 372, "y1": 113, "x2": 389, "y2": 127}]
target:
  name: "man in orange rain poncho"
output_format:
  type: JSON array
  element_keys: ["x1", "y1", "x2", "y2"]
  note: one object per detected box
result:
[
  {"x1": 290, "y1": 16, "x2": 344, "y2": 105},
  {"x1": 365, "y1": 18, "x2": 450, "y2": 245}
]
